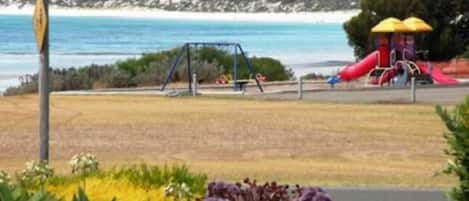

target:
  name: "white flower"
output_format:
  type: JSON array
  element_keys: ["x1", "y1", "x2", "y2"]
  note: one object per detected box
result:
[
  {"x1": 69, "y1": 152, "x2": 99, "y2": 175},
  {"x1": 20, "y1": 160, "x2": 53, "y2": 185}
]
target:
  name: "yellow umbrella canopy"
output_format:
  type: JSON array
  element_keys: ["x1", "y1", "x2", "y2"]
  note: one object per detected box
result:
[
  {"x1": 403, "y1": 17, "x2": 433, "y2": 32},
  {"x1": 371, "y1": 17, "x2": 412, "y2": 33}
]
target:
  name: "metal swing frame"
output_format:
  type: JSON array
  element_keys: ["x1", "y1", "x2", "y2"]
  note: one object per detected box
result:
[{"x1": 160, "y1": 42, "x2": 264, "y2": 93}]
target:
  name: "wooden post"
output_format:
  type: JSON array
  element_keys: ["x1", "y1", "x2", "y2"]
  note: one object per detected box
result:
[
  {"x1": 38, "y1": 0, "x2": 50, "y2": 161},
  {"x1": 298, "y1": 77, "x2": 303, "y2": 100},
  {"x1": 192, "y1": 73, "x2": 197, "y2": 97},
  {"x1": 411, "y1": 77, "x2": 416, "y2": 103}
]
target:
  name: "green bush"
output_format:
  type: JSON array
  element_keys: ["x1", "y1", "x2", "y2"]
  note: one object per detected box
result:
[
  {"x1": 436, "y1": 96, "x2": 469, "y2": 201},
  {"x1": 5, "y1": 47, "x2": 293, "y2": 96}
]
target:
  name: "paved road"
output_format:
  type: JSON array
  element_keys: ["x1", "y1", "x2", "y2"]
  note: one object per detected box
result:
[
  {"x1": 257, "y1": 84, "x2": 469, "y2": 105},
  {"x1": 325, "y1": 188, "x2": 446, "y2": 201}
]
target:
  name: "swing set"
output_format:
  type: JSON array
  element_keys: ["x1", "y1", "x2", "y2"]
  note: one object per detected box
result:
[{"x1": 160, "y1": 42, "x2": 264, "y2": 93}]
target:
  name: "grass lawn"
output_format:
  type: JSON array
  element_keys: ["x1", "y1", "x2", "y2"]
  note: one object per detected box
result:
[{"x1": 0, "y1": 95, "x2": 455, "y2": 188}]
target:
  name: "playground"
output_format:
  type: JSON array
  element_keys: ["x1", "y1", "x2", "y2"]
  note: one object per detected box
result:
[
  {"x1": 120, "y1": 17, "x2": 468, "y2": 112},
  {"x1": 327, "y1": 17, "x2": 461, "y2": 87}
]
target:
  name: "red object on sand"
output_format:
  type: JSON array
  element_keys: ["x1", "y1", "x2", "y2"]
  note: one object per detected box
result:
[
  {"x1": 420, "y1": 59, "x2": 469, "y2": 78},
  {"x1": 418, "y1": 63, "x2": 459, "y2": 85},
  {"x1": 339, "y1": 51, "x2": 378, "y2": 82}
]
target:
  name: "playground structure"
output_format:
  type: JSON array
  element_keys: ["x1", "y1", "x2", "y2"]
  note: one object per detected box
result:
[
  {"x1": 160, "y1": 42, "x2": 264, "y2": 93},
  {"x1": 328, "y1": 17, "x2": 459, "y2": 87}
]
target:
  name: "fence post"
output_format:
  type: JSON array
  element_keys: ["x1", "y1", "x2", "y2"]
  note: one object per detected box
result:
[
  {"x1": 192, "y1": 73, "x2": 198, "y2": 97},
  {"x1": 298, "y1": 77, "x2": 303, "y2": 100},
  {"x1": 411, "y1": 77, "x2": 416, "y2": 103}
]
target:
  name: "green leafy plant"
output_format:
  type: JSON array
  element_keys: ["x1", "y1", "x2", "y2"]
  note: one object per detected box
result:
[
  {"x1": 0, "y1": 183, "x2": 58, "y2": 201},
  {"x1": 72, "y1": 187, "x2": 90, "y2": 201},
  {"x1": 109, "y1": 164, "x2": 207, "y2": 195},
  {"x1": 436, "y1": 96, "x2": 469, "y2": 201}
]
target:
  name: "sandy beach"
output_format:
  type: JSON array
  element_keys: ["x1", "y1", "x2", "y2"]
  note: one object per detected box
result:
[{"x1": 0, "y1": 4, "x2": 359, "y2": 23}]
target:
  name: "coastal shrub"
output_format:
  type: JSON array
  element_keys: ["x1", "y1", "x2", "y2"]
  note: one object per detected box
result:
[
  {"x1": 250, "y1": 57, "x2": 294, "y2": 81},
  {"x1": 302, "y1": 73, "x2": 328, "y2": 80},
  {"x1": 436, "y1": 96, "x2": 469, "y2": 201},
  {"x1": 195, "y1": 47, "x2": 293, "y2": 81},
  {"x1": 4, "y1": 79, "x2": 38, "y2": 96},
  {"x1": 175, "y1": 60, "x2": 224, "y2": 84},
  {"x1": 204, "y1": 179, "x2": 332, "y2": 201},
  {"x1": 5, "y1": 47, "x2": 293, "y2": 95},
  {"x1": 133, "y1": 58, "x2": 172, "y2": 86}
]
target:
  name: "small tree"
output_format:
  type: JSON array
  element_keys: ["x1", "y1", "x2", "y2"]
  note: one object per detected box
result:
[{"x1": 436, "y1": 96, "x2": 469, "y2": 201}]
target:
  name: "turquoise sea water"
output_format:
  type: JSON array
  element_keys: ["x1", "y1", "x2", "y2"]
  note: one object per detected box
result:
[{"x1": 0, "y1": 15, "x2": 354, "y2": 90}]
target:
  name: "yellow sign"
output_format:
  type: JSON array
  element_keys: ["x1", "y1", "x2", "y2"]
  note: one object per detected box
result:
[{"x1": 33, "y1": 0, "x2": 47, "y2": 52}]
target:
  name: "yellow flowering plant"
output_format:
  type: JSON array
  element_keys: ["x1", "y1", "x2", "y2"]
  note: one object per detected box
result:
[{"x1": 49, "y1": 177, "x2": 175, "y2": 201}]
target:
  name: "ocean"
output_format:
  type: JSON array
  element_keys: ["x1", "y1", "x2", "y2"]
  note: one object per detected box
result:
[{"x1": 0, "y1": 14, "x2": 354, "y2": 91}]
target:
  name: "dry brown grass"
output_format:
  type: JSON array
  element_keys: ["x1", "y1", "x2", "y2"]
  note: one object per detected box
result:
[{"x1": 0, "y1": 95, "x2": 454, "y2": 188}]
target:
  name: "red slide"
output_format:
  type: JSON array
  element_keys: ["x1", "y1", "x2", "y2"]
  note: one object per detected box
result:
[
  {"x1": 418, "y1": 63, "x2": 459, "y2": 85},
  {"x1": 339, "y1": 51, "x2": 378, "y2": 82}
]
